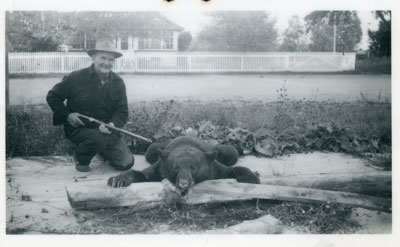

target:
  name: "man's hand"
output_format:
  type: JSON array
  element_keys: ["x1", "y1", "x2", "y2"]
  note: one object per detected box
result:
[
  {"x1": 67, "y1": 112, "x2": 85, "y2": 127},
  {"x1": 99, "y1": 122, "x2": 114, "y2": 135}
]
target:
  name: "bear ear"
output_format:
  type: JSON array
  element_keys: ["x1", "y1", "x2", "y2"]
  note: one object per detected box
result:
[
  {"x1": 158, "y1": 149, "x2": 170, "y2": 161},
  {"x1": 204, "y1": 151, "x2": 217, "y2": 163}
]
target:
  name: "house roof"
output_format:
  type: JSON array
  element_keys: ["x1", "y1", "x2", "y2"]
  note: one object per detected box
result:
[
  {"x1": 117, "y1": 12, "x2": 184, "y2": 32},
  {"x1": 141, "y1": 13, "x2": 184, "y2": 31}
]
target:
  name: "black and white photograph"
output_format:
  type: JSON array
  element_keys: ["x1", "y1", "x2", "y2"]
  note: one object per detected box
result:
[{"x1": 2, "y1": 0, "x2": 398, "y2": 246}]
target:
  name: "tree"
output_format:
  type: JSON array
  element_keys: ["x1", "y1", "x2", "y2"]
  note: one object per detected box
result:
[
  {"x1": 368, "y1": 11, "x2": 391, "y2": 58},
  {"x1": 192, "y1": 11, "x2": 278, "y2": 52},
  {"x1": 65, "y1": 12, "x2": 150, "y2": 49},
  {"x1": 280, "y1": 15, "x2": 308, "y2": 52},
  {"x1": 305, "y1": 11, "x2": 362, "y2": 52},
  {"x1": 178, "y1": 31, "x2": 192, "y2": 51},
  {"x1": 6, "y1": 11, "x2": 176, "y2": 51},
  {"x1": 6, "y1": 11, "x2": 71, "y2": 52}
]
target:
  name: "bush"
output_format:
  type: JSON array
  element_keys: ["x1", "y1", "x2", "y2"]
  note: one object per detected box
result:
[
  {"x1": 6, "y1": 100, "x2": 391, "y2": 160},
  {"x1": 6, "y1": 105, "x2": 73, "y2": 158},
  {"x1": 355, "y1": 57, "x2": 391, "y2": 74}
]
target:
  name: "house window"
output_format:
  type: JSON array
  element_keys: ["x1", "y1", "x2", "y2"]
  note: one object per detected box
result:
[
  {"x1": 138, "y1": 30, "x2": 174, "y2": 50},
  {"x1": 139, "y1": 38, "x2": 150, "y2": 50},
  {"x1": 71, "y1": 33, "x2": 96, "y2": 50},
  {"x1": 138, "y1": 37, "x2": 159, "y2": 50},
  {"x1": 121, "y1": 35, "x2": 129, "y2": 50},
  {"x1": 162, "y1": 31, "x2": 173, "y2": 49},
  {"x1": 86, "y1": 39, "x2": 96, "y2": 49},
  {"x1": 152, "y1": 38, "x2": 161, "y2": 49}
]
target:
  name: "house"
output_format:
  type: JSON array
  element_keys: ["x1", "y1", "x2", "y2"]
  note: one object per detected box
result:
[{"x1": 70, "y1": 12, "x2": 184, "y2": 52}]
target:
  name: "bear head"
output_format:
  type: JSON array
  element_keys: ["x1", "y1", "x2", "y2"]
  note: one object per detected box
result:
[{"x1": 158, "y1": 146, "x2": 216, "y2": 191}]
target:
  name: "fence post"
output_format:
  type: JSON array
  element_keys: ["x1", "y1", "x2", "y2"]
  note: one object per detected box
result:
[
  {"x1": 285, "y1": 54, "x2": 290, "y2": 71},
  {"x1": 6, "y1": 42, "x2": 9, "y2": 109},
  {"x1": 341, "y1": 53, "x2": 345, "y2": 71},
  {"x1": 351, "y1": 53, "x2": 356, "y2": 71},
  {"x1": 188, "y1": 55, "x2": 192, "y2": 72},
  {"x1": 61, "y1": 53, "x2": 65, "y2": 73},
  {"x1": 133, "y1": 52, "x2": 137, "y2": 73},
  {"x1": 240, "y1": 56, "x2": 244, "y2": 72}
]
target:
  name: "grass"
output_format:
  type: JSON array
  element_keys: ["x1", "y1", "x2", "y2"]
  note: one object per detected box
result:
[
  {"x1": 6, "y1": 104, "x2": 74, "y2": 158},
  {"x1": 355, "y1": 57, "x2": 391, "y2": 74},
  {"x1": 6, "y1": 99, "x2": 391, "y2": 159},
  {"x1": 5, "y1": 98, "x2": 391, "y2": 234},
  {"x1": 74, "y1": 200, "x2": 359, "y2": 234}
]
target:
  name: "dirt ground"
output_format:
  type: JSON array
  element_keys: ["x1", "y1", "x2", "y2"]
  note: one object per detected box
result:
[
  {"x1": 9, "y1": 74, "x2": 391, "y2": 105},
  {"x1": 6, "y1": 152, "x2": 391, "y2": 234}
]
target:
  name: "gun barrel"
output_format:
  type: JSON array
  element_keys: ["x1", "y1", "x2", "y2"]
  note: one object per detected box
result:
[{"x1": 79, "y1": 114, "x2": 152, "y2": 143}]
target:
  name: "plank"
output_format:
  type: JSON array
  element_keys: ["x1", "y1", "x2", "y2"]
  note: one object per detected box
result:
[
  {"x1": 185, "y1": 179, "x2": 391, "y2": 212},
  {"x1": 259, "y1": 171, "x2": 392, "y2": 197}
]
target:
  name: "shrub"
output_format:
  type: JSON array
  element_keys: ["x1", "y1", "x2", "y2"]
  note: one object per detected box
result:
[
  {"x1": 6, "y1": 100, "x2": 391, "y2": 160},
  {"x1": 6, "y1": 105, "x2": 73, "y2": 158}
]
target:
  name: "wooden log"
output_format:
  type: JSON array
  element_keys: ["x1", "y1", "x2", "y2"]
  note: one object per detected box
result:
[
  {"x1": 259, "y1": 171, "x2": 392, "y2": 197},
  {"x1": 185, "y1": 179, "x2": 391, "y2": 212},
  {"x1": 66, "y1": 179, "x2": 180, "y2": 210},
  {"x1": 66, "y1": 179, "x2": 391, "y2": 212}
]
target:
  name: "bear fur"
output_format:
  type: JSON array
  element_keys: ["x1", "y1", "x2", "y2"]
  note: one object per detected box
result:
[{"x1": 108, "y1": 136, "x2": 260, "y2": 191}]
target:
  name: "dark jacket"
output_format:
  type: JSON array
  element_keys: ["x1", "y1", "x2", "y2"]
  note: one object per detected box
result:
[{"x1": 46, "y1": 65, "x2": 129, "y2": 135}]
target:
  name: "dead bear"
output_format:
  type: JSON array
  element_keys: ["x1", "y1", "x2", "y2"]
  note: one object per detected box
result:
[{"x1": 107, "y1": 136, "x2": 260, "y2": 191}]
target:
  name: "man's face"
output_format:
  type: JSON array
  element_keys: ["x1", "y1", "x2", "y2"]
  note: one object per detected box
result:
[{"x1": 92, "y1": 51, "x2": 116, "y2": 75}]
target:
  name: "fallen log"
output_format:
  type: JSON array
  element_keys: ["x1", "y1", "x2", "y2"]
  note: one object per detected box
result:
[
  {"x1": 185, "y1": 179, "x2": 391, "y2": 212},
  {"x1": 66, "y1": 179, "x2": 391, "y2": 212},
  {"x1": 259, "y1": 171, "x2": 392, "y2": 197},
  {"x1": 66, "y1": 179, "x2": 180, "y2": 211}
]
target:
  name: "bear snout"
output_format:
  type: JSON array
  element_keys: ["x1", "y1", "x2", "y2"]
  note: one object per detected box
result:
[
  {"x1": 176, "y1": 175, "x2": 194, "y2": 191},
  {"x1": 178, "y1": 178, "x2": 191, "y2": 190}
]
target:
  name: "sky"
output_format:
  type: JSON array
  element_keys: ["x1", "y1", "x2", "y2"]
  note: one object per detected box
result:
[{"x1": 164, "y1": 10, "x2": 380, "y2": 50}]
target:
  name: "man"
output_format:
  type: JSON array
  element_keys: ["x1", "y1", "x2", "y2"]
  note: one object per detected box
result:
[{"x1": 46, "y1": 39, "x2": 134, "y2": 172}]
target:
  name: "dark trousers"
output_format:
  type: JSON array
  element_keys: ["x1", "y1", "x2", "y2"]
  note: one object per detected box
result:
[{"x1": 67, "y1": 127, "x2": 134, "y2": 171}]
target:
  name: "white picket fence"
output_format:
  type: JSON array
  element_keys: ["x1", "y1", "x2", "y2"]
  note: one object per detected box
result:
[{"x1": 8, "y1": 51, "x2": 356, "y2": 74}]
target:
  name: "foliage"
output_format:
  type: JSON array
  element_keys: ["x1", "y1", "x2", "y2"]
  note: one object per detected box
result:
[
  {"x1": 6, "y1": 105, "x2": 74, "y2": 157},
  {"x1": 126, "y1": 97, "x2": 391, "y2": 159},
  {"x1": 192, "y1": 11, "x2": 278, "y2": 51},
  {"x1": 304, "y1": 11, "x2": 362, "y2": 52},
  {"x1": 6, "y1": 11, "x2": 72, "y2": 52},
  {"x1": 368, "y1": 11, "x2": 391, "y2": 58},
  {"x1": 6, "y1": 97, "x2": 390, "y2": 162},
  {"x1": 279, "y1": 15, "x2": 309, "y2": 52},
  {"x1": 66, "y1": 12, "x2": 154, "y2": 43},
  {"x1": 6, "y1": 11, "x2": 179, "y2": 51},
  {"x1": 75, "y1": 200, "x2": 358, "y2": 234},
  {"x1": 355, "y1": 57, "x2": 391, "y2": 74},
  {"x1": 267, "y1": 201, "x2": 360, "y2": 233},
  {"x1": 178, "y1": 31, "x2": 192, "y2": 51}
]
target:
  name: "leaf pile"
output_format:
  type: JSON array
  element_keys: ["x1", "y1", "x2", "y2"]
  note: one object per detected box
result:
[{"x1": 128, "y1": 118, "x2": 390, "y2": 159}]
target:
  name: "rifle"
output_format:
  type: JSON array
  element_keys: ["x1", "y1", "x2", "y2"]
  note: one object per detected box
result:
[{"x1": 78, "y1": 114, "x2": 152, "y2": 143}]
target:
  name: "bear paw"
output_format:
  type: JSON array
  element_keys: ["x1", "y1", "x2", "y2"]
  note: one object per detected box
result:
[
  {"x1": 232, "y1": 166, "x2": 260, "y2": 184},
  {"x1": 107, "y1": 170, "x2": 146, "y2": 187}
]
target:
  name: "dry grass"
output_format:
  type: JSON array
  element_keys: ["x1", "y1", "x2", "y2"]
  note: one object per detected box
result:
[{"x1": 74, "y1": 200, "x2": 360, "y2": 234}]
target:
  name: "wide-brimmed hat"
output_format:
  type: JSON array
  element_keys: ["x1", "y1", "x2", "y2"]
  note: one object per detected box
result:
[{"x1": 87, "y1": 39, "x2": 123, "y2": 58}]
